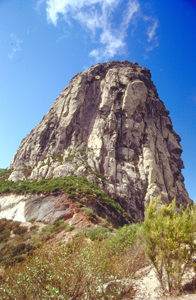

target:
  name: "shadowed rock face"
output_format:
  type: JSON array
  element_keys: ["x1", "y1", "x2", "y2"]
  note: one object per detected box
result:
[{"x1": 8, "y1": 61, "x2": 192, "y2": 221}]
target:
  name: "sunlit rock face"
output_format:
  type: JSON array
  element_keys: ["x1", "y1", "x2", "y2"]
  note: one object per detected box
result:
[
  {"x1": 8, "y1": 61, "x2": 192, "y2": 221},
  {"x1": 0, "y1": 193, "x2": 92, "y2": 228}
]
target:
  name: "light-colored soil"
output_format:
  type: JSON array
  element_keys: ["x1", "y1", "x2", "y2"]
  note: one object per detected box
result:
[{"x1": 133, "y1": 266, "x2": 196, "y2": 300}]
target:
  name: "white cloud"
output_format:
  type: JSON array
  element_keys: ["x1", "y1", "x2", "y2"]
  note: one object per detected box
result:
[
  {"x1": 121, "y1": 0, "x2": 140, "y2": 30},
  {"x1": 39, "y1": 0, "x2": 159, "y2": 60},
  {"x1": 147, "y1": 19, "x2": 158, "y2": 43},
  {"x1": 90, "y1": 30, "x2": 126, "y2": 60},
  {"x1": 8, "y1": 33, "x2": 23, "y2": 59},
  {"x1": 76, "y1": 10, "x2": 103, "y2": 34},
  {"x1": 145, "y1": 19, "x2": 159, "y2": 52}
]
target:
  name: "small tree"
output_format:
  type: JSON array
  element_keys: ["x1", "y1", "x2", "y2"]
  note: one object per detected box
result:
[{"x1": 141, "y1": 196, "x2": 196, "y2": 294}]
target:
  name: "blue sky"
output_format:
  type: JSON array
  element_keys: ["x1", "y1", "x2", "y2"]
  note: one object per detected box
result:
[{"x1": 0, "y1": 0, "x2": 196, "y2": 200}]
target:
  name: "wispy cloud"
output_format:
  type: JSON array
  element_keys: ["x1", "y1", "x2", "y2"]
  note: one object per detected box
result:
[
  {"x1": 8, "y1": 33, "x2": 23, "y2": 59},
  {"x1": 142, "y1": 16, "x2": 159, "y2": 53},
  {"x1": 38, "y1": 0, "x2": 159, "y2": 60},
  {"x1": 147, "y1": 19, "x2": 158, "y2": 43}
]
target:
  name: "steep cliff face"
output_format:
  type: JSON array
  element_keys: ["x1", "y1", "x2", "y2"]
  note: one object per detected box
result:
[{"x1": 8, "y1": 61, "x2": 191, "y2": 221}]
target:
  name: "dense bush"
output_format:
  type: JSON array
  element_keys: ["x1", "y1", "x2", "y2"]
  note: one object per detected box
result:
[
  {"x1": 0, "y1": 230, "x2": 10, "y2": 243},
  {"x1": 106, "y1": 223, "x2": 141, "y2": 254},
  {"x1": 0, "y1": 219, "x2": 20, "y2": 232},
  {"x1": 13, "y1": 226, "x2": 28, "y2": 235},
  {"x1": 0, "y1": 233, "x2": 146, "y2": 299},
  {"x1": 11, "y1": 243, "x2": 33, "y2": 258},
  {"x1": 0, "y1": 219, "x2": 75, "y2": 267},
  {"x1": 0, "y1": 219, "x2": 28, "y2": 266},
  {"x1": 77, "y1": 226, "x2": 111, "y2": 241},
  {"x1": 0, "y1": 212, "x2": 151, "y2": 299},
  {"x1": 141, "y1": 197, "x2": 196, "y2": 294}
]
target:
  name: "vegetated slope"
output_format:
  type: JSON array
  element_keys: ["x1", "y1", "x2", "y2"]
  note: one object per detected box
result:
[
  {"x1": 0, "y1": 218, "x2": 146, "y2": 299},
  {"x1": 1, "y1": 202, "x2": 196, "y2": 299},
  {"x1": 0, "y1": 169, "x2": 132, "y2": 226},
  {"x1": 7, "y1": 60, "x2": 191, "y2": 221}
]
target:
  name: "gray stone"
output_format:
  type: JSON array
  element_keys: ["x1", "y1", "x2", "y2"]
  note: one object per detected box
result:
[{"x1": 7, "y1": 61, "x2": 192, "y2": 221}]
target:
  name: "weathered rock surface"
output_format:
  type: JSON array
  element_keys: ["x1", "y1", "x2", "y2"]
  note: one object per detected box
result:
[
  {"x1": 0, "y1": 190, "x2": 130, "y2": 227},
  {"x1": 0, "y1": 193, "x2": 92, "y2": 228},
  {"x1": 8, "y1": 61, "x2": 191, "y2": 221}
]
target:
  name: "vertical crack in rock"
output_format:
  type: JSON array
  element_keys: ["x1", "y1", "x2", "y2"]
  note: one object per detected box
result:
[{"x1": 8, "y1": 61, "x2": 192, "y2": 221}]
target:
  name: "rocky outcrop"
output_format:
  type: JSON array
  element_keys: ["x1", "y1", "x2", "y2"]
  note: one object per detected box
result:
[
  {"x1": 0, "y1": 193, "x2": 98, "y2": 231},
  {"x1": 0, "y1": 193, "x2": 92, "y2": 228},
  {"x1": 8, "y1": 61, "x2": 191, "y2": 221},
  {"x1": 0, "y1": 190, "x2": 131, "y2": 227}
]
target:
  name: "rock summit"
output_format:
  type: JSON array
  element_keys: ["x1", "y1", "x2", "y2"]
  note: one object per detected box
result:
[{"x1": 8, "y1": 61, "x2": 191, "y2": 221}]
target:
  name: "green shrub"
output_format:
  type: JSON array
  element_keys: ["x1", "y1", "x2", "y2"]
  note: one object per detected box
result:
[
  {"x1": 106, "y1": 223, "x2": 140, "y2": 254},
  {"x1": 0, "y1": 230, "x2": 10, "y2": 243},
  {"x1": 0, "y1": 219, "x2": 20, "y2": 234},
  {"x1": 38, "y1": 232, "x2": 55, "y2": 243},
  {"x1": 0, "y1": 242, "x2": 34, "y2": 267},
  {"x1": 53, "y1": 219, "x2": 65, "y2": 227},
  {"x1": 141, "y1": 197, "x2": 196, "y2": 294},
  {"x1": 80, "y1": 226, "x2": 111, "y2": 241},
  {"x1": 13, "y1": 226, "x2": 28, "y2": 236},
  {"x1": 41, "y1": 224, "x2": 54, "y2": 234},
  {"x1": 11, "y1": 243, "x2": 32, "y2": 258},
  {"x1": 0, "y1": 223, "x2": 6, "y2": 233},
  {"x1": 66, "y1": 224, "x2": 75, "y2": 232},
  {"x1": 29, "y1": 218, "x2": 36, "y2": 223},
  {"x1": 0, "y1": 169, "x2": 12, "y2": 181},
  {"x1": 8, "y1": 221, "x2": 21, "y2": 231},
  {"x1": 80, "y1": 206, "x2": 98, "y2": 221},
  {"x1": 22, "y1": 165, "x2": 32, "y2": 177},
  {"x1": 0, "y1": 238, "x2": 137, "y2": 299},
  {"x1": 41, "y1": 221, "x2": 72, "y2": 235},
  {"x1": 89, "y1": 226, "x2": 110, "y2": 241},
  {"x1": 30, "y1": 225, "x2": 38, "y2": 232}
]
